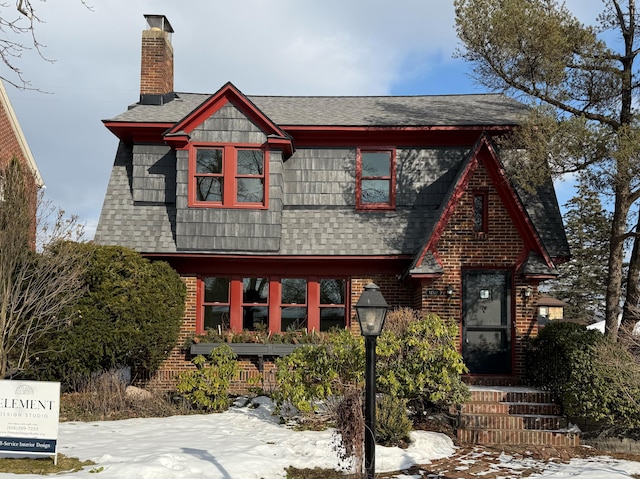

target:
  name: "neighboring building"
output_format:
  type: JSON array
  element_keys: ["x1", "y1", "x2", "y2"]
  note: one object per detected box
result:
[
  {"x1": 0, "y1": 79, "x2": 43, "y2": 225},
  {"x1": 536, "y1": 294, "x2": 568, "y2": 328},
  {"x1": 95, "y1": 15, "x2": 570, "y2": 388}
]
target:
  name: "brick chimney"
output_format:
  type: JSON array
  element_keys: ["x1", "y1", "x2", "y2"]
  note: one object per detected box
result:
[{"x1": 140, "y1": 14, "x2": 174, "y2": 105}]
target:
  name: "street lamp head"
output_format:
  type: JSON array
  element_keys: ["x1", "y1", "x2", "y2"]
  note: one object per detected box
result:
[{"x1": 355, "y1": 283, "x2": 389, "y2": 337}]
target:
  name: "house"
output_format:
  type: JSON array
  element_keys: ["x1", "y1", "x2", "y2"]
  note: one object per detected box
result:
[
  {"x1": 537, "y1": 294, "x2": 568, "y2": 328},
  {"x1": 95, "y1": 15, "x2": 570, "y2": 389},
  {"x1": 0, "y1": 79, "x2": 43, "y2": 224}
]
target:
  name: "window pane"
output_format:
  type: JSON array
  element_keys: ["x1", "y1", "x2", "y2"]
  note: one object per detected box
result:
[
  {"x1": 243, "y1": 306, "x2": 269, "y2": 330},
  {"x1": 243, "y1": 278, "x2": 268, "y2": 303},
  {"x1": 362, "y1": 151, "x2": 390, "y2": 177},
  {"x1": 196, "y1": 177, "x2": 222, "y2": 202},
  {"x1": 281, "y1": 278, "x2": 306, "y2": 304},
  {"x1": 204, "y1": 305, "x2": 229, "y2": 331},
  {"x1": 236, "y1": 178, "x2": 264, "y2": 203},
  {"x1": 320, "y1": 307, "x2": 345, "y2": 332},
  {"x1": 204, "y1": 277, "x2": 229, "y2": 303},
  {"x1": 320, "y1": 279, "x2": 345, "y2": 304},
  {"x1": 474, "y1": 194, "x2": 485, "y2": 232},
  {"x1": 237, "y1": 150, "x2": 264, "y2": 175},
  {"x1": 196, "y1": 148, "x2": 223, "y2": 174},
  {"x1": 361, "y1": 179, "x2": 390, "y2": 204},
  {"x1": 281, "y1": 307, "x2": 307, "y2": 331}
]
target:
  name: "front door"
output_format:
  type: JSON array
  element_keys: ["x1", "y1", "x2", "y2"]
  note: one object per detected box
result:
[{"x1": 462, "y1": 270, "x2": 512, "y2": 374}]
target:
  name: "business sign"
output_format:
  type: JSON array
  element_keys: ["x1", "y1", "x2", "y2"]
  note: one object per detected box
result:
[{"x1": 0, "y1": 380, "x2": 60, "y2": 462}]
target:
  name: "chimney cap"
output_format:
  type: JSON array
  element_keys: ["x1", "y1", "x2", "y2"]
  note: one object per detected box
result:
[{"x1": 144, "y1": 14, "x2": 174, "y2": 33}]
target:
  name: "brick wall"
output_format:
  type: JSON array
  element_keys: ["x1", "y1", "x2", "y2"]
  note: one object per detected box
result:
[
  {"x1": 0, "y1": 94, "x2": 38, "y2": 241},
  {"x1": 420, "y1": 161, "x2": 539, "y2": 379},
  {"x1": 140, "y1": 29, "x2": 174, "y2": 96}
]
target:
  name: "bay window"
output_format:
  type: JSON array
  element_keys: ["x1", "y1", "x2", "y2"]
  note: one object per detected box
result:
[{"x1": 196, "y1": 276, "x2": 348, "y2": 334}]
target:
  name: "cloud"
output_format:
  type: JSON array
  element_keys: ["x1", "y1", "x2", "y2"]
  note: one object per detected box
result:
[{"x1": 0, "y1": 0, "x2": 602, "y2": 238}]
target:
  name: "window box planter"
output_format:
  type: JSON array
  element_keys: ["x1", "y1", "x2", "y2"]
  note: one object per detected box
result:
[{"x1": 189, "y1": 342, "x2": 306, "y2": 358}]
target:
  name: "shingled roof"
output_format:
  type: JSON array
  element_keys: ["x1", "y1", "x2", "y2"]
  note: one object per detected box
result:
[
  {"x1": 96, "y1": 88, "x2": 569, "y2": 270},
  {"x1": 107, "y1": 92, "x2": 528, "y2": 127}
]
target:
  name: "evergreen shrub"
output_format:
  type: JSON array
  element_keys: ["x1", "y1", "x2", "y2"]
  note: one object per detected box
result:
[
  {"x1": 526, "y1": 321, "x2": 640, "y2": 427},
  {"x1": 376, "y1": 309, "x2": 469, "y2": 411},
  {"x1": 29, "y1": 244, "x2": 186, "y2": 390},
  {"x1": 274, "y1": 310, "x2": 469, "y2": 415},
  {"x1": 176, "y1": 345, "x2": 239, "y2": 412},
  {"x1": 375, "y1": 394, "x2": 412, "y2": 447}
]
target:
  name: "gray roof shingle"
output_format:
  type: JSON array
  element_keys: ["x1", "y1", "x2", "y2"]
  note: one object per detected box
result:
[{"x1": 107, "y1": 92, "x2": 528, "y2": 127}]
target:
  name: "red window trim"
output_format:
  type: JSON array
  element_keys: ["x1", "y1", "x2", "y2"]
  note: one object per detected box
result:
[
  {"x1": 196, "y1": 275, "x2": 349, "y2": 334},
  {"x1": 188, "y1": 142, "x2": 269, "y2": 209},
  {"x1": 356, "y1": 147, "x2": 396, "y2": 210}
]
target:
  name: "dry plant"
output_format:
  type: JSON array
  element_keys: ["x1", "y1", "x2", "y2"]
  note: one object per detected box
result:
[
  {"x1": 333, "y1": 386, "x2": 365, "y2": 478},
  {"x1": 61, "y1": 370, "x2": 187, "y2": 421},
  {"x1": 0, "y1": 159, "x2": 89, "y2": 378},
  {"x1": 383, "y1": 307, "x2": 421, "y2": 336}
]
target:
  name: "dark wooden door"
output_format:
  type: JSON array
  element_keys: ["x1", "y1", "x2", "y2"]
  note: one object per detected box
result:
[{"x1": 462, "y1": 270, "x2": 512, "y2": 374}]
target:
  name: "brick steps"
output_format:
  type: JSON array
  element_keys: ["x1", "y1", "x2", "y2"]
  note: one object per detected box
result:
[{"x1": 457, "y1": 386, "x2": 580, "y2": 446}]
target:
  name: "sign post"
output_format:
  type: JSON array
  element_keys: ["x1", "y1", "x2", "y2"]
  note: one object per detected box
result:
[{"x1": 0, "y1": 380, "x2": 61, "y2": 465}]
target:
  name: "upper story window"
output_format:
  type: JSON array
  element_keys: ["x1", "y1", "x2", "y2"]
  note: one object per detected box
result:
[
  {"x1": 473, "y1": 191, "x2": 488, "y2": 234},
  {"x1": 356, "y1": 148, "x2": 396, "y2": 210},
  {"x1": 191, "y1": 145, "x2": 267, "y2": 208}
]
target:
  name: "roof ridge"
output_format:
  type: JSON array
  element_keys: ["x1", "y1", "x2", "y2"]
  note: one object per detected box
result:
[{"x1": 175, "y1": 91, "x2": 508, "y2": 99}]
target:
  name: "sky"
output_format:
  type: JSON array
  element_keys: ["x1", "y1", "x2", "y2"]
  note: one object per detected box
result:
[
  {"x1": 2, "y1": 0, "x2": 604, "y2": 239},
  {"x1": 4, "y1": 395, "x2": 640, "y2": 479}
]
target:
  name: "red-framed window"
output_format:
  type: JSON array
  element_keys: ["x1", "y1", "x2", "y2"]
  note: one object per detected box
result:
[
  {"x1": 196, "y1": 276, "x2": 348, "y2": 334},
  {"x1": 280, "y1": 278, "x2": 307, "y2": 331},
  {"x1": 242, "y1": 277, "x2": 269, "y2": 330},
  {"x1": 201, "y1": 277, "x2": 231, "y2": 333},
  {"x1": 319, "y1": 278, "x2": 346, "y2": 331},
  {"x1": 473, "y1": 190, "x2": 488, "y2": 234},
  {"x1": 356, "y1": 148, "x2": 396, "y2": 210},
  {"x1": 190, "y1": 144, "x2": 268, "y2": 208}
]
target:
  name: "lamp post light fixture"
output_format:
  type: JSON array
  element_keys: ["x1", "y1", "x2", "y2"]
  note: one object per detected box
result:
[{"x1": 355, "y1": 283, "x2": 389, "y2": 479}]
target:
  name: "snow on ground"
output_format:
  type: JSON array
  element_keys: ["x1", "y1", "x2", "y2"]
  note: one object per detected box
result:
[{"x1": 2, "y1": 396, "x2": 640, "y2": 478}]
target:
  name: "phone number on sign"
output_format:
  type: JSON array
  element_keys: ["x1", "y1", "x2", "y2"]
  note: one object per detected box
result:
[{"x1": 6, "y1": 424, "x2": 38, "y2": 433}]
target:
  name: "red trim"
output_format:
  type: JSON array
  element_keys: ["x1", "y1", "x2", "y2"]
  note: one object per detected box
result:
[
  {"x1": 144, "y1": 254, "x2": 411, "y2": 277},
  {"x1": 269, "y1": 280, "x2": 282, "y2": 333},
  {"x1": 413, "y1": 135, "x2": 555, "y2": 273},
  {"x1": 188, "y1": 143, "x2": 269, "y2": 209},
  {"x1": 229, "y1": 279, "x2": 243, "y2": 331},
  {"x1": 356, "y1": 147, "x2": 396, "y2": 210},
  {"x1": 167, "y1": 82, "x2": 290, "y2": 141},
  {"x1": 195, "y1": 275, "x2": 350, "y2": 334},
  {"x1": 103, "y1": 121, "x2": 173, "y2": 144},
  {"x1": 307, "y1": 280, "x2": 320, "y2": 332}
]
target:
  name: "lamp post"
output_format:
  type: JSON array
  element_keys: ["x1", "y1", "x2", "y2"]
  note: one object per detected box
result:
[{"x1": 355, "y1": 283, "x2": 389, "y2": 479}]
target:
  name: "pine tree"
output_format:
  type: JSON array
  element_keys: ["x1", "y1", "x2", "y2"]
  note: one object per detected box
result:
[{"x1": 549, "y1": 179, "x2": 611, "y2": 323}]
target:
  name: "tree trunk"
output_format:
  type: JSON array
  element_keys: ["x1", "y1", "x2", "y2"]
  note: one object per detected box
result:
[
  {"x1": 621, "y1": 210, "x2": 640, "y2": 333},
  {"x1": 605, "y1": 184, "x2": 632, "y2": 338}
]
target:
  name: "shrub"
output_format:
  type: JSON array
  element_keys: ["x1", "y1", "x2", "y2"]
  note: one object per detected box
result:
[
  {"x1": 526, "y1": 321, "x2": 640, "y2": 427},
  {"x1": 176, "y1": 345, "x2": 239, "y2": 412},
  {"x1": 376, "y1": 309, "x2": 469, "y2": 411},
  {"x1": 526, "y1": 321, "x2": 601, "y2": 394},
  {"x1": 61, "y1": 369, "x2": 184, "y2": 421},
  {"x1": 376, "y1": 394, "x2": 412, "y2": 447},
  {"x1": 29, "y1": 244, "x2": 186, "y2": 390},
  {"x1": 273, "y1": 330, "x2": 363, "y2": 414}
]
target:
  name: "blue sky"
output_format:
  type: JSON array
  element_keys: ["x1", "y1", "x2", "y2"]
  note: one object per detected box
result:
[{"x1": 3, "y1": 0, "x2": 599, "y2": 238}]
